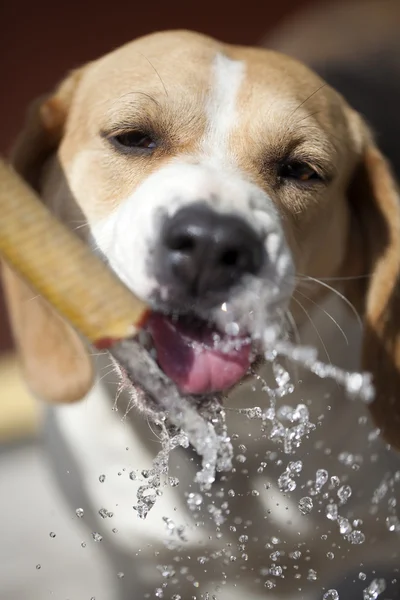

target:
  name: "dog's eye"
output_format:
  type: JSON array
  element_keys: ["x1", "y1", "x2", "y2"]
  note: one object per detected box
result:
[
  {"x1": 111, "y1": 131, "x2": 157, "y2": 151},
  {"x1": 278, "y1": 161, "x2": 322, "y2": 183}
]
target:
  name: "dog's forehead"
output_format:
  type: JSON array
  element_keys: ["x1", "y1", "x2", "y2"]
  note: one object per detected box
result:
[{"x1": 74, "y1": 30, "x2": 340, "y2": 129}]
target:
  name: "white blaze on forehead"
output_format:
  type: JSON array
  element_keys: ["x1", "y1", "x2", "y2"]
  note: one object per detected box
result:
[{"x1": 202, "y1": 53, "x2": 245, "y2": 161}]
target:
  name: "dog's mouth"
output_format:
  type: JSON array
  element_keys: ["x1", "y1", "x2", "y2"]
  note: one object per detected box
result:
[{"x1": 139, "y1": 311, "x2": 254, "y2": 396}]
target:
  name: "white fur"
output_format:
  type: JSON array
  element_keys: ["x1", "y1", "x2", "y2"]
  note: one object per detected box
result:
[
  {"x1": 201, "y1": 53, "x2": 245, "y2": 163},
  {"x1": 91, "y1": 160, "x2": 294, "y2": 318}
]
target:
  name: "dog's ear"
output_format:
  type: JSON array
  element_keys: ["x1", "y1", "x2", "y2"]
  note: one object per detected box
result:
[
  {"x1": 1, "y1": 67, "x2": 95, "y2": 404},
  {"x1": 345, "y1": 112, "x2": 400, "y2": 449}
]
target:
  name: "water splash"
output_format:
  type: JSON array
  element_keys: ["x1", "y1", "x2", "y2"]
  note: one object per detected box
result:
[
  {"x1": 363, "y1": 578, "x2": 386, "y2": 600},
  {"x1": 265, "y1": 340, "x2": 374, "y2": 404},
  {"x1": 323, "y1": 590, "x2": 339, "y2": 600}
]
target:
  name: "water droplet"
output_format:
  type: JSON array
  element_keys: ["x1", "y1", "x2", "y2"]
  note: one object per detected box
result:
[
  {"x1": 157, "y1": 564, "x2": 176, "y2": 578},
  {"x1": 323, "y1": 590, "x2": 339, "y2": 600},
  {"x1": 169, "y1": 477, "x2": 179, "y2": 487},
  {"x1": 225, "y1": 321, "x2": 240, "y2": 336},
  {"x1": 239, "y1": 535, "x2": 248, "y2": 543},
  {"x1": 347, "y1": 530, "x2": 365, "y2": 544},
  {"x1": 99, "y1": 474, "x2": 106, "y2": 483},
  {"x1": 330, "y1": 476, "x2": 340, "y2": 487},
  {"x1": 228, "y1": 489, "x2": 235, "y2": 497},
  {"x1": 251, "y1": 489, "x2": 259, "y2": 497},
  {"x1": 359, "y1": 573, "x2": 367, "y2": 581},
  {"x1": 236, "y1": 454, "x2": 247, "y2": 463},
  {"x1": 187, "y1": 493, "x2": 203, "y2": 510},
  {"x1": 298, "y1": 497, "x2": 313, "y2": 515},
  {"x1": 36, "y1": 564, "x2": 41, "y2": 570},
  {"x1": 307, "y1": 569, "x2": 318, "y2": 581},
  {"x1": 92, "y1": 532, "x2": 103, "y2": 542},
  {"x1": 117, "y1": 572, "x2": 124, "y2": 579},
  {"x1": 326, "y1": 552, "x2": 335, "y2": 560},
  {"x1": 315, "y1": 469, "x2": 328, "y2": 491},
  {"x1": 155, "y1": 588, "x2": 164, "y2": 598},
  {"x1": 278, "y1": 472, "x2": 296, "y2": 492},
  {"x1": 129, "y1": 471, "x2": 137, "y2": 480},
  {"x1": 363, "y1": 578, "x2": 386, "y2": 600},
  {"x1": 337, "y1": 485, "x2": 352, "y2": 505},
  {"x1": 75, "y1": 508, "x2": 84, "y2": 518},
  {"x1": 271, "y1": 536, "x2": 280, "y2": 544},
  {"x1": 290, "y1": 460, "x2": 303, "y2": 474},
  {"x1": 81, "y1": 542, "x2": 86, "y2": 548},
  {"x1": 338, "y1": 516, "x2": 352, "y2": 535},
  {"x1": 49, "y1": 532, "x2": 56, "y2": 538},
  {"x1": 325, "y1": 503, "x2": 338, "y2": 520},
  {"x1": 264, "y1": 580, "x2": 276, "y2": 589},
  {"x1": 270, "y1": 565, "x2": 283, "y2": 577},
  {"x1": 98, "y1": 508, "x2": 109, "y2": 519},
  {"x1": 386, "y1": 515, "x2": 400, "y2": 532}
]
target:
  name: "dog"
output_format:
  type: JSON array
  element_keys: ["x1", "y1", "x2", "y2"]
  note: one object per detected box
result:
[{"x1": 3, "y1": 29, "x2": 400, "y2": 599}]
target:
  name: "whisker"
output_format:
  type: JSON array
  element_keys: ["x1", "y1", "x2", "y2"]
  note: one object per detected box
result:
[
  {"x1": 291, "y1": 296, "x2": 332, "y2": 364},
  {"x1": 281, "y1": 308, "x2": 301, "y2": 381},
  {"x1": 298, "y1": 274, "x2": 363, "y2": 329},
  {"x1": 72, "y1": 222, "x2": 90, "y2": 232},
  {"x1": 112, "y1": 90, "x2": 160, "y2": 107},
  {"x1": 284, "y1": 308, "x2": 301, "y2": 346},
  {"x1": 296, "y1": 110, "x2": 321, "y2": 123},
  {"x1": 123, "y1": 395, "x2": 136, "y2": 420},
  {"x1": 113, "y1": 382, "x2": 125, "y2": 412},
  {"x1": 138, "y1": 52, "x2": 168, "y2": 97},
  {"x1": 147, "y1": 417, "x2": 164, "y2": 442},
  {"x1": 296, "y1": 274, "x2": 371, "y2": 283},
  {"x1": 97, "y1": 367, "x2": 118, "y2": 384},
  {"x1": 294, "y1": 289, "x2": 349, "y2": 345},
  {"x1": 289, "y1": 83, "x2": 328, "y2": 117}
]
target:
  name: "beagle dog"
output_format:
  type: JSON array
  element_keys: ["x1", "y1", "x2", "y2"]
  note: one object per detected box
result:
[{"x1": 3, "y1": 30, "x2": 400, "y2": 600}]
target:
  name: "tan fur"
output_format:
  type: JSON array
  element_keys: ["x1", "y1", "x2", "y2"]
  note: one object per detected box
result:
[
  {"x1": 345, "y1": 138, "x2": 400, "y2": 448},
  {"x1": 2, "y1": 67, "x2": 94, "y2": 404},
  {"x1": 3, "y1": 30, "x2": 400, "y2": 446}
]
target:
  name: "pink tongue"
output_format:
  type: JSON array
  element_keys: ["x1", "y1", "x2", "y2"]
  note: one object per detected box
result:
[{"x1": 147, "y1": 314, "x2": 251, "y2": 395}]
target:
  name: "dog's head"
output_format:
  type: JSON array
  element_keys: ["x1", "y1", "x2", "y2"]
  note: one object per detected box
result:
[{"x1": 3, "y1": 30, "x2": 400, "y2": 447}]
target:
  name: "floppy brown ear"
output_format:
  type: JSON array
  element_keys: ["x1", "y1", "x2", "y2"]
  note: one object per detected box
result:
[
  {"x1": 345, "y1": 116, "x2": 400, "y2": 449},
  {"x1": 1, "y1": 67, "x2": 95, "y2": 404}
]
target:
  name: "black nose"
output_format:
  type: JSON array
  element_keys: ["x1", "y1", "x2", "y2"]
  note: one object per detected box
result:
[{"x1": 157, "y1": 203, "x2": 264, "y2": 298}]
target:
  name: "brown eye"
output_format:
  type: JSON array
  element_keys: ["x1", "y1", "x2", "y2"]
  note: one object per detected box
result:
[
  {"x1": 278, "y1": 161, "x2": 322, "y2": 183},
  {"x1": 111, "y1": 131, "x2": 157, "y2": 152}
]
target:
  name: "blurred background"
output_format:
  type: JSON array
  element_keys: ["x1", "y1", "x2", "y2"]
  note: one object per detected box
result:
[{"x1": 0, "y1": 0, "x2": 399, "y2": 597}]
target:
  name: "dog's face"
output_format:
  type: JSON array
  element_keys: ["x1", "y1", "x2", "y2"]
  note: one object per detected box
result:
[
  {"x1": 45, "y1": 31, "x2": 356, "y2": 395},
  {"x1": 4, "y1": 31, "x2": 400, "y2": 446}
]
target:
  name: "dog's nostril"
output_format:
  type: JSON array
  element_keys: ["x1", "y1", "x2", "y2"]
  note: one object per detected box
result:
[
  {"x1": 220, "y1": 248, "x2": 240, "y2": 267},
  {"x1": 167, "y1": 233, "x2": 195, "y2": 252}
]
